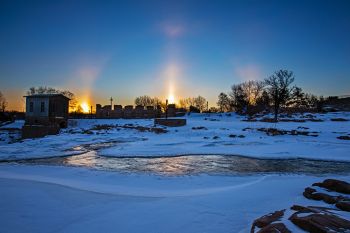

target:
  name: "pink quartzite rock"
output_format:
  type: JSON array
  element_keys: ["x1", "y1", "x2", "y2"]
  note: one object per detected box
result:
[
  {"x1": 289, "y1": 205, "x2": 350, "y2": 233},
  {"x1": 250, "y1": 209, "x2": 286, "y2": 233},
  {"x1": 313, "y1": 179, "x2": 350, "y2": 194}
]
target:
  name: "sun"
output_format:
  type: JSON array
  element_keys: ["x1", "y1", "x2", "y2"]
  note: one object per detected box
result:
[
  {"x1": 80, "y1": 102, "x2": 90, "y2": 113},
  {"x1": 168, "y1": 94, "x2": 175, "y2": 104}
]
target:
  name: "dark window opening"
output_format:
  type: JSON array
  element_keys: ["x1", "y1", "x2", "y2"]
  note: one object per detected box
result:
[
  {"x1": 41, "y1": 102, "x2": 45, "y2": 112},
  {"x1": 29, "y1": 102, "x2": 34, "y2": 112}
]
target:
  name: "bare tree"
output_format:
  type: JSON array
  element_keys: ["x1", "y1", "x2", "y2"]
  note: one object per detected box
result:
[
  {"x1": 178, "y1": 97, "x2": 196, "y2": 110},
  {"x1": 135, "y1": 95, "x2": 153, "y2": 107},
  {"x1": 229, "y1": 84, "x2": 247, "y2": 113},
  {"x1": 194, "y1": 96, "x2": 207, "y2": 112},
  {"x1": 134, "y1": 96, "x2": 164, "y2": 108},
  {"x1": 241, "y1": 80, "x2": 264, "y2": 114},
  {"x1": 304, "y1": 93, "x2": 319, "y2": 109},
  {"x1": 264, "y1": 70, "x2": 295, "y2": 122},
  {"x1": 0, "y1": 91, "x2": 8, "y2": 112},
  {"x1": 61, "y1": 90, "x2": 77, "y2": 111},
  {"x1": 256, "y1": 90, "x2": 271, "y2": 111},
  {"x1": 229, "y1": 81, "x2": 264, "y2": 114},
  {"x1": 27, "y1": 86, "x2": 59, "y2": 95},
  {"x1": 217, "y1": 92, "x2": 231, "y2": 112},
  {"x1": 241, "y1": 80, "x2": 264, "y2": 106},
  {"x1": 178, "y1": 96, "x2": 207, "y2": 112},
  {"x1": 289, "y1": 86, "x2": 307, "y2": 108}
]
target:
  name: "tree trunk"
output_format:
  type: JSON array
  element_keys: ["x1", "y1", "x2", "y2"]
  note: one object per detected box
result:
[
  {"x1": 273, "y1": 89, "x2": 279, "y2": 122},
  {"x1": 274, "y1": 103, "x2": 278, "y2": 122}
]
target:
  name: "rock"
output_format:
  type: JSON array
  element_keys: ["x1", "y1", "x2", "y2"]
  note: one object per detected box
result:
[
  {"x1": 336, "y1": 201, "x2": 350, "y2": 212},
  {"x1": 337, "y1": 136, "x2": 350, "y2": 140},
  {"x1": 313, "y1": 179, "x2": 350, "y2": 194},
  {"x1": 257, "y1": 223, "x2": 291, "y2": 233},
  {"x1": 192, "y1": 126, "x2": 207, "y2": 130},
  {"x1": 289, "y1": 208, "x2": 350, "y2": 233},
  {"x1": 250, "y1": 180, "x2": 350, "y2": 233},
  {"x1": 290, "y1": 205, "x2": 335, "y2": 213},
  {"x1": 303, "y1": 187, "x2": 339, "y2": 204},
  {"x1": 331, "y1": 118, "x2": 349, "y2": 122},
  {"x1": 250, "y1": 209, "x2": 285, "y2": 232},
  {"x1": 303, "y1": 187, "x2": 317, "y2": 198}
]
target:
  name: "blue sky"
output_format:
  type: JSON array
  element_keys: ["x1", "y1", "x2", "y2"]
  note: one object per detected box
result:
[{"x1": 1, "y1": 0, "x2": 350, "y2": 110}]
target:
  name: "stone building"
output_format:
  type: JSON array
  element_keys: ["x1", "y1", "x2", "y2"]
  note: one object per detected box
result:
[
  {"x1": 24, "y1": 94, "x2": 70, "y2": 128},
  {"x1": 22, "y1": 94, "x2": 70, "y2": 138}
]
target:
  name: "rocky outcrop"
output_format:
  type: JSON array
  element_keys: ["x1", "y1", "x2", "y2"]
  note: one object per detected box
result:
[
  {"x1": 313, "y1": 179, "x2": 350, "y2": 194},
  {"x1": 257, "y1": 223, "x2": 291, "y2": 233},
  {"x1": 289, "y1": 205, "x2": 350, "y2": 233},
  {"x1": 303, "y1": 187, "x2": 348, "y2": 205},
  {"x1": 336, "y1": 201, "x2": 350, "y2": 212},
  {"x1": 251, "y1": 210, "x2": 285, "y2": 229},
  {"x1": 251, "y1": 179, "x2": 350, "y2": 232},
  {"x1": 250, "y1": 209, "x2": 290, "y2": 233}
]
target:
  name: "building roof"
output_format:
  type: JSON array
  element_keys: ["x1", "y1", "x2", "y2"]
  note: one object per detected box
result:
[{"x1": 23, "y1": 94, "x2": 71, "y2": 100}]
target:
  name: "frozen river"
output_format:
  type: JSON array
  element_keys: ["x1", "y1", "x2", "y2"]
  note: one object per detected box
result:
[{"x1": 11, "y1": 151, "x2": 350, "y2": 176}]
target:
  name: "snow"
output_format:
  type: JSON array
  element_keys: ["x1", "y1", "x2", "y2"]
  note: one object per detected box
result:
[
  {"x1": 1, "y1": 164, "x2": 349, "y2": 233},
  {"x1": 0, "y1": 120, "x2": 24, "y2": 129},
  {"x1": 0, "y1": 112, "x2": 349, "y2": 161},
  {"x1": 0, "y1": 112, "x2": 349, "y2": 232},
  {"x1": 0, "y1": 120, "x2": 23, "y2": 144}
]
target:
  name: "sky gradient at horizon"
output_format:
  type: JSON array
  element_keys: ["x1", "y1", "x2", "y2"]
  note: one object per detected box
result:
[{"x1": 1, "y1": 0, "x2": 350, "y2": 111}]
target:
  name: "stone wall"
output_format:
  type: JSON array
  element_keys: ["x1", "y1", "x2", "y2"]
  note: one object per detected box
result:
[
  {"x1": 154, "y1": 118, "x2": 186, "y2": 127},
  {"x1": 95, "y1": 104, "x2": 164, "y2": 119},
  {"x1": 22, "y1": 125, "x2": 60, "y2": 139}
]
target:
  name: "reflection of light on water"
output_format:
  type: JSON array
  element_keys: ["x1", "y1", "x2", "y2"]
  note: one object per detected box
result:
[
  {"x1": 72, "y1": 146, "x2": 84, "y2": 151},
  {"x1": 64, "y1": 151, "x2": 98, "y2": 167},
  {"x1": 29, "y1": 151, "x2": 350, "y2": 176},
  {"x1": 148, "y1": 156, "x2": 194, "y2": 175}
]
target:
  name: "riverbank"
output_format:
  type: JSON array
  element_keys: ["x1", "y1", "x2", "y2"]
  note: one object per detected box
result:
[{"x1": 1, "y1": 164, "x2": 349, "y2": 233}]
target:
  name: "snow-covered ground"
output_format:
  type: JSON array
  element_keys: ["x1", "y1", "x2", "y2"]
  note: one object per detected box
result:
[
  {"x1": 0, "y1": 112, "x2": 349, "y2": 161},
  {"x1": 0, "y1": 164, "x2": 349, "y2": 233},
  {"x1": 0, "y1": 113, "x2": 350, "y2": 232}
]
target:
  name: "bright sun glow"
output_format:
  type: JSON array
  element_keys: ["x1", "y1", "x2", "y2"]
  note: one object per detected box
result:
[
  {"x1": 168, "y1": 94, "x2": 175, "y2": 104},
  {"x1": 81, "y1": 102, "x2": 90, "y2": 113}
]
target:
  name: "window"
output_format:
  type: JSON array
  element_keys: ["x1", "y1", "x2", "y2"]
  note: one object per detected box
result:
[
  {"x1": 41, "y1": 102, "x2": 45, "y2": 112},
  {"x1": 29, "y1": 102, "x2": 34, "y2": 112}
]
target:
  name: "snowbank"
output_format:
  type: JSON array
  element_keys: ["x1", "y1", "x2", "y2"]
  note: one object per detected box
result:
[{"x1": 0, "y1": 164, "x2": 349, "y2": 233}]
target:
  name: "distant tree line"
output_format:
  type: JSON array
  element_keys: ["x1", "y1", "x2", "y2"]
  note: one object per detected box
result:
[
  {"x1": 133, "y1": 95, "x2": 208, "y2": 113},
  {"x1": 178, "y1": 96, "x2": 207, "y2": 112},
  {"x1": 216, "y1": 69, "x2": 325, "y2": 121},
  {"x1": 134, "y1": 96, "x2": 163, "y2": 108}
]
